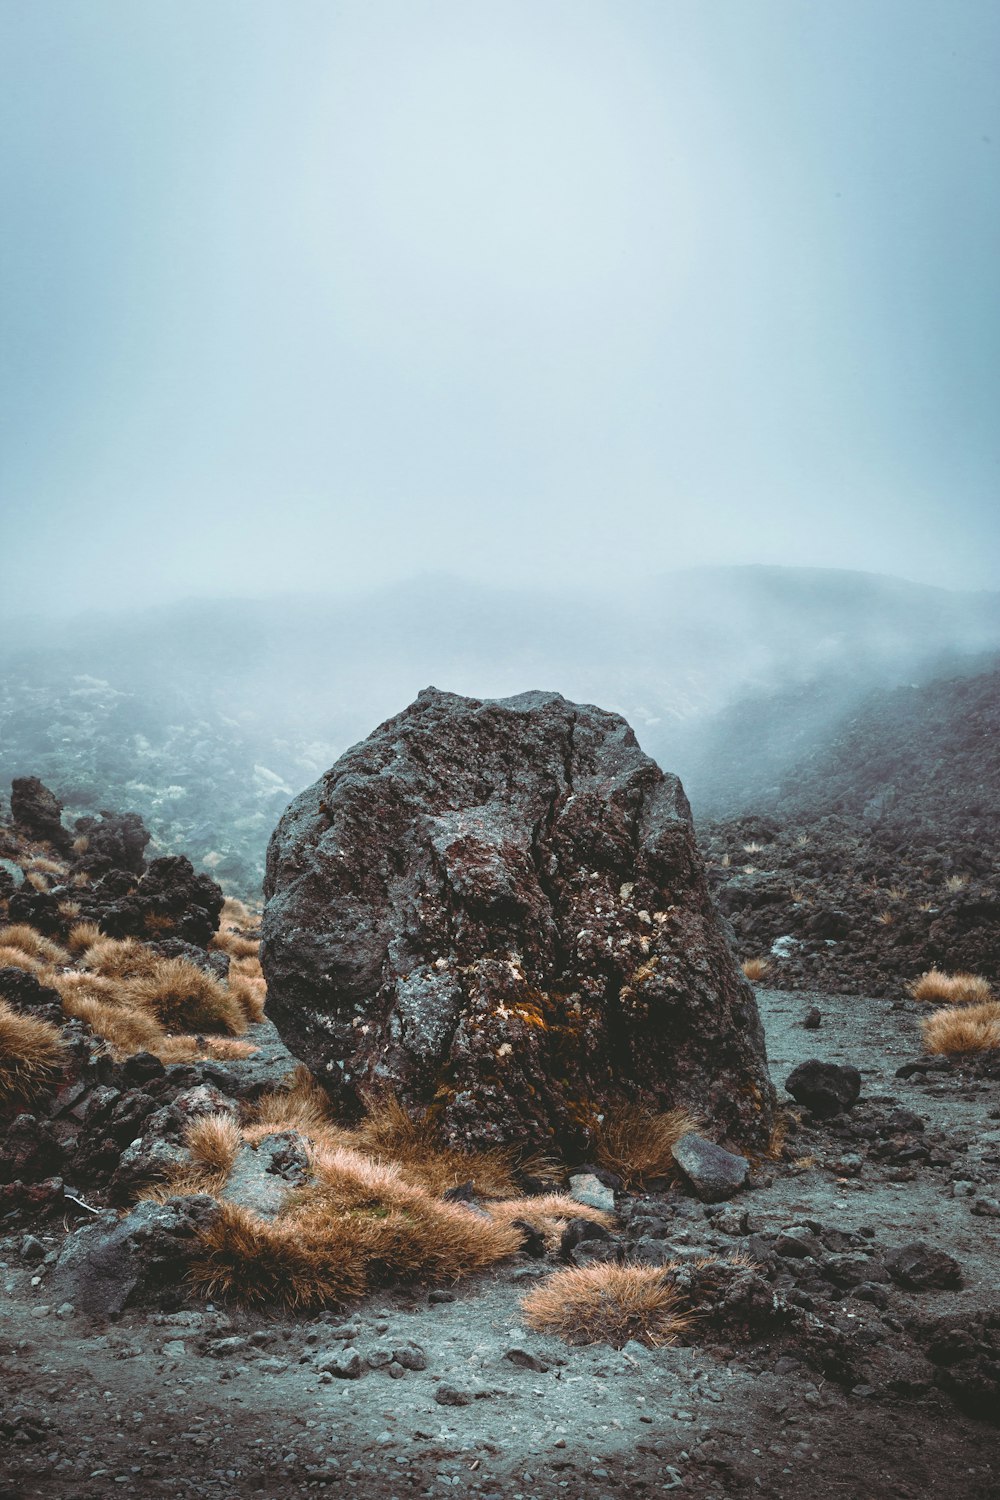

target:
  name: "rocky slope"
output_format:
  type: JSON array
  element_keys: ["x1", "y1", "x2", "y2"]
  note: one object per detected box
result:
[{"x1": 700, "y1": 663, "x2": 1000, "y2": 996}]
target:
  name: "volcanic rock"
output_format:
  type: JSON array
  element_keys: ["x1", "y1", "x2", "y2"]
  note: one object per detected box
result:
[
  {"x1": 785, "y1": 1059, "x2": 862, "y2": 1117},
  {"x1": 671, "y1": 1132, "x2": 750, "y2": 1203},
  {"x1": 72, "y1": 809, "x2": 151, "y2": 877},
  {"x1": 10, "y1": 777, "x2": 71, "y2": 853},
  {"x1": 262, "y1": 688, "x2": 775, "y2": 1151},
  {"x1": 95, "y1": 855, "x2": 224, "y2": 947}
]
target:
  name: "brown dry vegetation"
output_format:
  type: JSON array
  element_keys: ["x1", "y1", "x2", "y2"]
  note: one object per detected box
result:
[
  {"x1": 126, "y1": 957, "x2": 247, "y2": 1035},
  {"x1": 0, "y1": 925, "x2": 70, "y2": 967},
  {"x1": 741, "y1": 957, "x2": 771, "y2": 982},
  {"x1": 521, "y1": 1263, "x2": 690, "y2": 1347},
  {"x1": 592, "y1": 1103, "x2": 698, "y2": 1190},
  {"x1": 909, "y1": 968, "x2": 993, "y2": 1005},
  {"x1": 922, "y1": 1001, "x2": 1000, "y2": 1055},
  {"x1": 0, "y1": 998, "x2": 67, "y2": 1103}
]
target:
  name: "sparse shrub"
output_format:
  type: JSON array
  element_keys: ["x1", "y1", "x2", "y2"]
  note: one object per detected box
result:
[
  {"x1": 0, "y1": 924, "x2": 69, "y2": 967},
  {"x1": 66, "y1": 921, "x2": 102, "y2": 956},
  {"x1": 591, "y1": 1103, "x2": 698, "y2": 1189},
  {"x1": 0, "y1": 944, "x2": 50, "y2": 977},
  {"x1": 248, "y1": 1066, "x2": 334, "y2": 1141},
  {"x1": 908, "y1": 969, "x2": 993, "y2": 1005},
  {"x1": 81, "y1": 936, "x2": 160, "y2": 980},
  {"x1": 227, "y1": 972, "x2": 266, "y2": 1024},
  {"x1": 488, "y1": 1193, "x2": 613, "y2": 1249},
  {"x1": 59, "y1": 991, "x2": 165, "y2": 1057},
  {"x1": 741, "y1": 957, "x2": 771, "y2": 983},
  {"x1": 521, "y1": 1263, "x2": 689, "y2": 1347},
  {"x1": 186, "y1": 1113, "x2": 242, "y2": 1176},
  {"x1": 0, "y1": 998, "x2": 67, "y2": 1102},
  {"x1": 350, "y1": 1095, "x2": 519, "y2": 1197},
  {"x1": 191, "y1": 1201, "x2": 370, "y2": 1310},
  {"x1": 945, "y1": 874, "x2": 971, "y2": 893},
  {"x1": 127, "y1": 957, "x2": 247, "y2": 1035},
  {"x1": 922, "y1": 1002, "x2": 1000, "y2": 1055}
]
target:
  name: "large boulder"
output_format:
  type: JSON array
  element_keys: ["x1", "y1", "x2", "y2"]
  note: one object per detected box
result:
[{"x1": 262, "y1": 689, "x2": 775, "y2": 1152}]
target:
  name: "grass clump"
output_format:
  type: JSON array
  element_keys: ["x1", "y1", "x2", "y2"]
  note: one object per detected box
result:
[
  {"x1": 909, "y1": 969, "x2": 993, "y2": 1005},
  {"x1": 521, "y1": 1263, "x2": 690, "y2": 1348},
  {"x1": 351, "y1": 1095, "x2": 520, "y2": 1198},
  {"x1": 127, "y1": 957, "x2": 247, "y2": 1035},
  {"x1": 922, "y1": 1002, "x2": 1000, "y2": 1056},
  {"x1": 591, "y1": 1104, "x2": 699, "y2": 1191},
  {"x1": 0, "y1": 925, "x2": 69, "y2": 968},
  {"x1": 0, "y1": 998, "x2": 67, "y2": 1103},
  {"x1": 191, "y1": 1145, "x2": 524, "y2": 1311},
  {"x1": 741, "y1": 957, "x2": 771, "y2": 982}
]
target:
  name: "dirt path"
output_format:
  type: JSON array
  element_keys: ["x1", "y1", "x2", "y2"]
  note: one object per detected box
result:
[{"x1": 2, "y1": 988, "x2": 998, "y2": 1500}]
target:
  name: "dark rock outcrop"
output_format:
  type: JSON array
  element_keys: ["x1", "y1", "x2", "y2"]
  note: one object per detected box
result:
[
  {"x1": 10, "y1": 776, "x2": 71, "y2": 852},
  {"x1": 94, "y1": 855, "x2": 224, "y2": 947},
  {"x1": 73, "y1": 809, "x2": 150, "y2": 877},
  {"x1": 262, "y1": 688, "x2": 775, "y2": 1152}
]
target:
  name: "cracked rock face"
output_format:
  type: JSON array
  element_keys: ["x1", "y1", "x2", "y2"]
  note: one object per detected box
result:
[{"x1": 262, "y1": 688, "x2": 775, "y2": 1151}]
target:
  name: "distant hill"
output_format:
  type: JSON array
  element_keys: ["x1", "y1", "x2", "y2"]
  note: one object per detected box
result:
[{"x1": 1, "y1": 567, "x2": 997, "y2": 890}]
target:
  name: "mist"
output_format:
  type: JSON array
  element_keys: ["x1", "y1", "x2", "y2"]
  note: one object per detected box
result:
[{"x1": 2, "y1": 0, "x2": 999, "y2": 618}]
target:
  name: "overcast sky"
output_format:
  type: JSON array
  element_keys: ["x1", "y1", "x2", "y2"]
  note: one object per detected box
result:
[{"x1": 1, "y1": 0, "x2": 998, "y2": 615}]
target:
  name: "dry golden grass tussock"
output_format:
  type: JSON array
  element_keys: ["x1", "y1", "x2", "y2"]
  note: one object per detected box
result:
[
  {"x1": 521, "y1": 1263, "x2": 689, "y2": 1348},
  {"x1": 945, "y1": 874, "x2": 971, "y2": 893},
  {"x1": 249, "y1": 1067, "x2": 334, "y2": 1139},
  {"x1": 186, "y1": 1113, "x2": 242, "y2": 1175},
  {"x1": 81, "y1": 936, "x2": 160, "y2": 980},
  {"x1": 908, "y1": 969, "x2": 993, "y2": 1005},
  {"x1": 229, "y1": 952, "x2": 265, "y2": 978},
  {"x1": 0, "y1": 944, "x2": 50, "y2": 977},
  {"x1": 0, "y1": 925, "x2": 70, "y2": 967},
  {"x1": 227, "y1": 973, "x2": 266, "y2": 1024},
  {"x1": 350, "y1": 1095, "x2": 520, "y2": 1198},
  {"x1": 0, "y1": 998, "x2": 67, "y2": 1101},
  {"x1": 127, "y1": 957, "x2": 247, "y2": 1035},
  {"x1": 66, "y1": 921, "x2": 102, "y2": 956},
  {"x1": 741, "y1": 957, "x2": 771, "y2": 983},
  {"x1": 592, "y1": 1104, "x2": 699, "y2": 1190},
  {"x1": 220, "y1": 896, "x2": 257, "y2": 927},
  {"x1": 191, "y1": 1201, "x2": 370, "y2": 1310},
  {"x1": 212, "y1": 929, "x2": 261, "y2": 960},
  {"x1": 60, "y1": 993, "x2": 165, "y2": 1057},
  {"x1": 25, "y1": 855, "x2": 68, "y2": 880},
  {"x1": 487, "y1": 1193, "x2": 614, "y2": 1251},
  {"x1": 922, "y1": 1002, "x2": 1000, "y2": 1056}
]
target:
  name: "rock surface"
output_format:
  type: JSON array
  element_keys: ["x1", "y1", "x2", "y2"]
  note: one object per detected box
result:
[
  {"x1": 670, "y1": 1132, "x2": 750, "y2": 1203},
  {"x1": 785, "y1": 1059, "x2": 862, "y2": 1117},
  {"x1": 263, "y1": 688, "x2": 775, "y2": 1151},
  {"x1": 10, "y1": 776, "x2": 71, "y2": 852}
]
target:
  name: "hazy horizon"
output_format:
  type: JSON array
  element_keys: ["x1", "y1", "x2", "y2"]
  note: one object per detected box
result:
[{"x1": 2, "y1": 1, "x2": 998, "y2": 616}]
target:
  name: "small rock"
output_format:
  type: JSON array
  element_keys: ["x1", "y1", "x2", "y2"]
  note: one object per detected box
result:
[
  {"x1": 391, "y1": 1343, "x2": 427, "y2": 1371},
  {"x1": 505, "y1": 1347, "x2": 549, "y2": 1372},
  {"x1": 20, "y1": 1234, "x2": 46, "y2": 1265},
  {"x1": 162, "y1": 1340, "x2": 186, "y2": 1358},
  {"x1": 802, "y1": 1008, "x2": 822, "y2": 1030},
  {"x1": 785, "y1": 1060, "x2": 861, "y2": 1118},
  {"x1": 671, "y1": 1134, "x2": 749, "y2": 1203},
  {"x1": 255, "y1": 1358, "x2": 289, "y2": 1375},
  {"x1": 435, "y1": 1383, "x2": 473, "y2": 1406},
  {"x1": 428, "y1": 1290, "x2": 455, "y2": 1305},
  {"x1": 884, "y1": 1242, "x2": 962, "y2": 1290},
  {"x1": 55, "y1": 1302, "x2": 76, "y2": 1320},
  {"x1": 316, "y1": 1348, "x2": 365, "y2": 1379},
  {"x1": 568, "y1": 1172, "x2": 616, "y2": 1214},
  {"x1": 971, "y1": 1197, "x2": 1000, "y2": 1218}
]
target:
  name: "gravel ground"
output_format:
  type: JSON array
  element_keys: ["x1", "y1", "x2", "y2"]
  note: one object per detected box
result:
[{"x1": 2, "y1": 986, "x2": 998, "y2": 1500}]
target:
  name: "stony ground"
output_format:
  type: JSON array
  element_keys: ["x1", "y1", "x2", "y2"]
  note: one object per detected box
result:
[{"x1": 2, "y1": 987, "x2": 998, "y2": 1500}]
